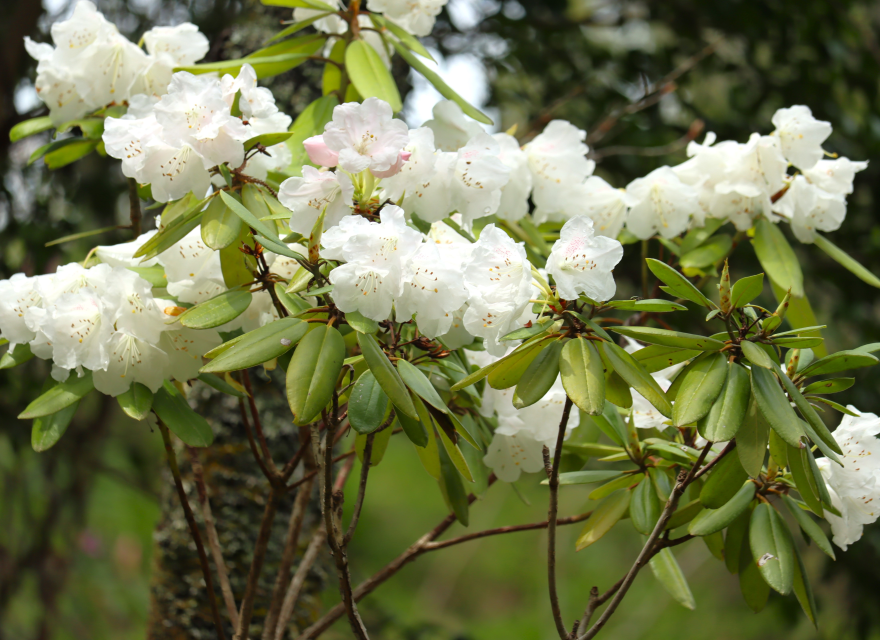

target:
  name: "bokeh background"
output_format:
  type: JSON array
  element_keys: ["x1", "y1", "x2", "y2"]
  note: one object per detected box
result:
[{"x1": 3, "y1": 0, "x2": 880, "y2": 638}]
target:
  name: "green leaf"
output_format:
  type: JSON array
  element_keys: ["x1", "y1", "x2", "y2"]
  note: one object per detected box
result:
[
  {"x1": 563, "y1": 442, "x2": 626, "y2": 459},
  {"x1": 346, "y1": 310, "x2": 379, "y2": 334},
  {"x1": 437, "y1": 437, "x2": 469, "y2": 525},
  {"x1": 787, "y1": 441, "x2": 824, "y2": 516},
  {"x1": 792, "y1": 544, "x2": 818, "y2": 627},
  {"x1": 575, "y1": 489, "x2": 632, "y2": 551},
  {"x1": 599, "y1": 342, "x2": 672, "y2": 417},
  {"x1": 665, "y1": 499, "x2": 703, "y2": 531},
  {"x1": 703, "y1": 530, "x2": 725, "y2": 560},
  {"x1": 179, "y1": 288, "x2": 253, "y2": 330},
  {"x1": 203, "y1": 318, "x2": 307, "y2": 373},
  {"x1": 688, "y1": 482, "x2": 756, "y2": 536},
  {"x1": 646, "y1": 258, "x2": 714, "y2": 308},
  {"x1": 345, "y1": 39, "x2": 402, "y2": 112},
  {"x1": 749, "y1": 502, "x2": 795, "y2": 595},
  {"x1": 261, "y1": 0, "x2": 336, "y2": 9},
  {"x1": 724, "y1": 508, "x2": 752, "y2": 574},
  {"x1": 513, "y1": 341, "x2": 563, "y2": 409},
  {"x1": 286, "y1": 94, "x2": 339, "y2": 174},
  {"x1": 286, "y1": 324, "x2": 346, "y2": 425},
  {"x1": 589, "y1": 473, "x2": 641, "y2": 501},
  {"x1": 802, "y1": 377, "x2": 854, "y2": 395},
  {"x1": 698, "y1": 361, "x2": 750, "y2": 442},
  {"x1": 814, "y1": 232, "x2": 880, "y2": 288},
  {"x1": 135, "y1": 195, "x2": 212, "y2": 260},
  {"x1": 738, "y1": 398, "x2": 770, "y2": 478},
  {"x1": 55, "y1": 117, "x2": 104, "y2": 139},
  {"x1": 799, "y1": 349, "x2": 879, "y2": 377},
  {"x1": 730, "y1": 274, "x2": 765, "y2": 308},
  {"x1": 605, "y1": 299, "x2": 687, "y2": 312},
  {"x1": 389, "y1": 39, "x2": 493, "y2": 125},
  {"x1": 10, "y1": 116, "x2": 54, "y2": 142},
  {"x1": 397, "y1": 359, "x2": 446, "y2": 413},
  {"x1": 44, "y1": 138, "x2": 99, "y2": 169},
  {"x1": 32, "y1": 401, "x2": 79, "y2": 452},
  {"x1": 777, "y1": 372, "x2": 843, "y2": 458},
  {"x1": 679, "y1": 234, "x2": 733, "y2": 269},
  {"x1": 153, "y1": 382, "x2": 214, "y2": 447},
  {"x1": 809, "y1": 396, "x2": 859, "y2": 415},
  {"x1": 322, "y1": 38, "x2": 346, "y2": 95},
  {"x1": 781, "y1": 495, "x2": 835, "y2": 560},
  {"x1": 19, "y1": 371, "x2": 94, "y2": 419},
  {"x1": 358, "y1": 333, "x2": 418, "y2": 419},
  {"x1": 356, "y1": 423, "x2": 393, "y2": 467},
  {"x1": 487, "y1": 337, "x2": 553, "y2": 390},
  {"x1": 773, "y1": 336, "x2": 824, "y2": 349},
  {"x1": 768, "y1": 428, "x2": 788, "y2": 469},
  {"x1": 501, "y1": 317, "x2": 557, "y2": 341},
  {"x1": 752, "y1": 218, "x2": 804, "y2": 297},
  {"x1": 222, "y1": 188, "x2": 281, "y2": 242},
  {"x1": 116, "y1": 383, "x2": 153, "y2": 421},
  {"x1": 649, "y1": 548, "x2": 696, "y2": 610},
  {"x1": 397, "y1": 393, "x2": 428, "y2": 447},
  {"x1": 545, "y1": 470, "x2": 625, "y2": 486},
  {"x1": 631, "y1": 475, "x2": 662, "y2": 535},
  {"x1": 436, "y1": 422, "x2": 473, "y2": 482},
  {"x1": 612, "y1": 326, "x2": 724, "y2": 351},
  {"x1": 559, "y1": 338, "x2": 605, "y2": 415},
  {"x1": 201, "y1": 195, "x2": 244, "y2": 250},
  {"x1": 672, "y1": 352, "x2": 728, "y2": 427},
  {"x1": 751, "y1": 366, "x2": 804, "y2": 448},
  {"x1": 268, "y1": 13, "x2": 332, "y2": 42},
  {"x1": 244, "y1": 131, "x2": 293, "y2": 150},
  {"x1": 738, "y1": 530, "x2": 770, "y2": 613},
  {"x1": 369, "y1": 13, "x2": 435, "y2": 61},
  {"x1": 127, "y1": 265, "x2": 167, "y2": 288},
  {"x1": 0, "y1": 343, "x2": 34, "y2": 369},
  {"x1": 198, "y1": 373, "x2": 247, "y2": 398},
  {"x1": 348, "y1": 371, "x2": 390, "y2": 435},
  {"x1": 177, "y1": 49, "x2": 320, "y2": 78},
  {"x1": 631, "y1": 345, "x2": 700, "y2": 374},
  {"x1": 739, "y1": 340, "x2": 776, "y2": 369},
  {"x1": 700, "y1": 452, "x2": 749, "y2": 509}
]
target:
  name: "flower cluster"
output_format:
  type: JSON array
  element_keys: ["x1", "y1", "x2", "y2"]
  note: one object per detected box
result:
[
  {"x1": 103, "y1": 64, "x2": 292, "y2": 202},
  {"x1": 26, "y1": 1, "x2": 209, "y2": 124}
]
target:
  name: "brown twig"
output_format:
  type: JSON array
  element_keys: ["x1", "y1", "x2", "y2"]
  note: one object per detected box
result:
[
  {"x1": 127, "y1": 177, "x2": 142, "y2": 237},
  {"x1": 286, "y1": 450, "x2": 356, "y2": 492},
  {"x1": 242, "y1": 370, "x2": 280, "y2": 478},
  {"x1": 274, "y1": 526, "x2": 328, "y2": 640},
  {"x1": 188, "y1": 447, "x2": 239, "y2": 630},
  {"x1": 692, "y1": 440, "x2": 737, "y2": 481},
  {"x1": 545, "y1": 397, "x2": 574, "y2": 640},
  {"x1": 234, "y1": 492, "x2": 281, "y2": 640},
  {"x1": 589, "y1": 120, "x2": 705, "y2": 161},
  {"x1": 343, "y1": 431, "x2": 373, "y2": 546},
  {"x1": 157, "y1": 419, "x2": 227, "y2": 640},
  {"x1": 423, "y1": 511, "x2": 593, "y2": 552},
  {"x1": 239, "y1": 397, "x2": 273, "y2": 482}
]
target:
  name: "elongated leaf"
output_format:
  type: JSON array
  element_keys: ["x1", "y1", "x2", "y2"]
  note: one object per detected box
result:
[
  {"x1": 814, "y1": 232, "x2": 880, "y2": 288},
  {"x1": 179, "y1": 288, "x2": 253, "y2": 329},
  {"x1": 799, "y1": 349, "x2": 879, "y2": 377},
  {"x1": 787, "y1": 441, "x2": 824, "y2": 516},
  {"x1": 201, "y1": 194, "x2": 243, "y2": 250},
  {"x1": 739, "y1": 531, "x2": 770, "y2": 613},
  {"x1": 631, "y1": 475, "x2": 662, "y2": 535},
  {"x1": 397, "y1": 359, "x2": 446, "y2": 413},
  {"x1": 724, "y1": 508, "x2": 751, "y2": 574},
  {"x1": 632, "y1": 345, "x2": 700, "y2": 374},
  {"x1": 345, "y1": 39, "x2": 402, "y2": 112},
  {"x1": 575, "y1": 489, "x2": 631, "y2": 551},
  {"x1": 649, "y1": 548, "x2": 696, "y2": 610},
  {"x1": 397, "y1": 392, "x2": 428, "y2": 447},
  {"x1": 135, "y1": 195, "x2": 211, "y2": 260},
  {"x1": 32, "y1": 400, "x2": 79, "y2": 452},
  {"x1": 740, "y1": 340, "x2": 776, "y2": 369},
  {"x1": 730, "y1": 273, "x2": 765, "y2": 308},
  {"x1": 19, "y1": 371, "x2": 94, "y2": 419},
  {"x1": 177, "y1": 50, "x2": 319, "y2": 78},
  {"x1": 356, "y1": 423, "x2": 393, "y2": 467},
  {"x1": 513, "y1": 340, "x2": 563, "y2": 409},
  {"x1": 777, "y1": 372, "x2": 842, "y2": 457},
  {"x1": 10, "y1": 116, "x2": 54, "y2": 142},
  {"x1": 221, "y1": 188, "x2": 280, "y2": 241},
  {"x1": 803, "y1": 377, "x2": 854, "y2": 395},
  {"x1": 0, "y1": 343, "x2": 34, "y2": 369},
  {"x1": 612, "y1": 326, "x2": 724, "y2": 351},
  {"x1": 600, "y1": 342, "x2": 672, "y2": 417},
  {"x1": 244, "y1": 131, "x2": 293, "y2": 150},
  {"x1": 559, "y1": 338, "x2": 605, "y2": 415},
  {"x1": 545, "y1": 470, "x2": 625, "y2": 486},
  {"x1": 791, "y1": 544, "x2": 818, "y2": 627},
  {"x1": 589, "y1": 473, "x2": 641, "y2": 501},
  {"x1": 45, "y1": 138, "x2": 98, "y2": 169},
  {"x1": 665, "y1": 499, "x2": 703, "y2": 531},
  {"x1": 154, "y1": 382, "x2": 214, "y2": 447},
  {"x1": 646, "y1": 258, "x2": 714, "y2": 308},
  {"x1": 679, "y1": 234, "x2": 732, "y2": 269},
  {"x1": 286, "y1": 324, "x2": 345, "y2": 425},
  {"x1": 390, "y1": 40, "x2": 493, "y2": 125},
  {"x1": 487, "y1": 337, "x2": 553, "y2": 390},
  {"x1": 605, "y1": 299, "x2": 687, "y2": 312},
  {"x1": 348, "y1": 371, "x2": 390, "y2": 434},
  {"x1": 202, "y1": 319, "x2": 308, "y2": 373},
  {"x1": 673, "y1": 352, "x2": 728, "y2": 427},
  {"x1": 751, "y1": 366, "x2": 804, "y2": 448},
  {"x1": 700, "y1": 452, "x2": 749, "y2": 509},
  {"x1": 688, "y1": 482, "x2": 756, "y2": 536},
  {"x1": 752, "y1": 218, "x2": 804, "y2": 297},
  {"x1": 773, "y1": 336, "x2": 824, "y2": 349},
  {"x1": 369, "y1": 13, "x2": 435, "y2": 61},
  {"x1": 436, "y1": 422, "x2": 473, "y2": 482},
  {"x1": 358, "y1": 333, "x2": 418, "y2": 419},
  {"x1": 698, "y1": 361, "x2": 750, "y2": 442},
  {"x1": 198, "y1": 373, "x2": 247, "y2": 398},
  {"x1": 346, "y1": 310, "x2": 379, "y2": 334},
  {"x1": 437, "y1": 437, "x2": 469, "y2": 525},
  {"x1": 116, "y1": 383, "x2": 153, "y2": 421},
  {"x1": 749, "y1": 502, "x2": 795, "y2": 595},
  {"x1": 781, "y1": 495, "x2": 835, "y2": 560}
]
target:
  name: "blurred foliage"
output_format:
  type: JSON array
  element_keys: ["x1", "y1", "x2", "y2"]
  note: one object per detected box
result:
[{"x1": 4, "y1": 0, "x2": 880, "y2": 638}]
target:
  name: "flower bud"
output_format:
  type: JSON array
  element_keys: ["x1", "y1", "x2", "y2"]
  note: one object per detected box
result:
[{"x1": 303, "y1": 135, "x2": 339, "y2": 167}]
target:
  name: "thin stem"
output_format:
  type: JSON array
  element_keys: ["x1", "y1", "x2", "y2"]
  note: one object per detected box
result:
[
  {"x1": 423, "y1": 511, "x2": 593, "y2": 552},
  {"x1": 545, "y1": 397, "x2": 574, "y2": 640},
  {"x1": 343, "y1": 431, "x2": 373, "y2": 546},
  {"x1": 274, "y1": 526, "x2": 328, "y2": 640},
  {"x1": 188, "y1": 448, "x2": 239, "y2": 630},
  {"x1": 234, "y1": 491, "x2": 281, "y2": 640},
  {"x1": 157, "y1": 419, "x2": 227, "y2": 640},
  {"x1": 239, "y1": 397, "x2": 273, "y2": 482},
  {"x1": 242, "y1": 370, "x2": 280, "y2": 478},
  {"x1": 287, "y1": 450, "x2": 356, "y2": 492},
  {"x1": 692, "y1": 440, "x2": 737, "y2": 481},
  {"x1": 127, "y1": 177, "x2": 141, "y2": 237}
]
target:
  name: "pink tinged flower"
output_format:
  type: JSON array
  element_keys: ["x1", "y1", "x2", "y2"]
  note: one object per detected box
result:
[
  {"x1": 322, "y1": 98, "x2": 410, "y2": 174},
  {"x1": 304, "y1": 135, "x2": 339, "y2": 167},
  {"x1": 371, "y1": 149, "x2": 413, "y2": 179}
]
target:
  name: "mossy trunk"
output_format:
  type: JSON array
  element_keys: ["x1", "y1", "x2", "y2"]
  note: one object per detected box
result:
[{"x1": 147, "y1": 369, "x2": 329, "y2": 639}]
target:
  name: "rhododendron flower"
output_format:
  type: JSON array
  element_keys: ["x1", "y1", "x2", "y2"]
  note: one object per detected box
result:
[
  {"x1": 546, "y1": 216, "x2": 623, "y2": 302},
  {"x1": 771, "y1": 105, "x2": 832, "y2": 170}
]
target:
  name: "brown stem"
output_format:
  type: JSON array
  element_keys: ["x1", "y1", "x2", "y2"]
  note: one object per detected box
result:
[
  {"x1": 242, "y1": 370, "x2": 280, "y2": 478},
  {"x1": 287, "y1": 450, "x2": 356, "y2": 492},
  {"x1": 127, "y1": 177, "x2": 141, "y2": 237},
  {"x1": 234, "y1": 491, "x2": 281, "y2": 640},
  {"x1": 239, "y1": 397, "x2": 274, "y2": 482},
  {"x1": 261, "y1": 477, "x2": 315, "y2": 640},
  {"x1": 157, "y1": 419, "x2": 227, "y2": 640},
  {"x1": 423, "y1": 511, "x2": 593, "y2": 552},
  {"x1": 188, "y1": 447, "x2": 239, "y2": 630},
  {"x1": 274, "y1": 525, "x2": 327, "y2": 640},
  {"x1": 545, "y1": 397, "x2": 574, "y2": 640},
  {"x1": 692, "y1": 440, "x2": 737, "y2": 481},
  {"x1": 343, "y1": 431, "x2": 374, "y2": 546}
]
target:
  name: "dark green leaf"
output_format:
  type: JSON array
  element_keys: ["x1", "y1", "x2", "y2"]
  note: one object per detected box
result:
[
  {"x1": 559, "y1": 337, "x2": 605, "y2": 415},
  {"x1": 612, "y1": 326, "x2": 724, "y2": 351},
  {"x1": 397, "y1": 359, "x2": 446, "y2": 413},
  {"x1": 198, "y1": 373, "x2": 247, "y2": 398},
  {"x1": 153, "y1": 382, "x2": 214, "y2": 447},
  {"x1": 749, "y1": 502, "x2": 795, "y2": 595},
  {"x1": 792, "y1": 544, "x2": 818, "y2": 627},
  {"x1": 781, "y1": 495, "x2": 835, "y2": 560},
  {"x1": 777, "y1": 372, "x2": 842, "y2": 458},
  {"x1": 575, "y1": 489, "x2": 631, "y2": 551},
  {"x1": 752, "y1": 218, "x2": 804, "y2": 297},
  {"x1": 632, "y1": 344, "x2": 700, "y2": 374},
  {"x1": 286, "y1": 325, "x2": 346, "y2": 425},
  {"x1": 437, "y1": 437, "x2": 469, "y2": 525},
  {"x1": 698, "y1": 361, "x2": 750, "y2": 442},
  {"x1": 645, "y1": 258, "x2": 714, "y2": 308},
  {"x1": 787, "y1": 441, "x2": 824, "y2": 516},
  {"x1": 688, "y1": 482, "x2": 756, "y2": 536},
  {"x1": 799, "y1": 349, "x2": 879, "y2": 377},
  {"x1": 436, "y1": 423, "x2": 473, "y2": 482},
  {"x1": 32, "y1": 401, "x2": 79, "y2": 452},
  {"x1": 739, "y1": 530, "x2": 770, "y2": 613},
  {"x1": 116, "y1": 383, "x2": 153, "y2": 420},
  {"x1": 222, "y1": 188, "x2": 281, "y2": 241},
  {"x1": 700, "y1": 452, "x2": 749, "y2": 509},
  {"x1": 802, "y1": 377, "x2": 854, "y2": 395},
  {"x1": 397, "y1": 393, "x2": 428, "y2": 447},
  {"x1": 673, "y1": 352, "x2": 728, "y2": 427},
  {"x1": 600, "y1": 342, "x2": 672, "y2": 417},
  {"x1": 179, "y1": 288, "x2": 253, "y2": 330},
  {"x1": 19, "y1": 371, "x2": 94, "y2": 419},
  {"x1": 513, "y1": 341, "x2": 563, "y2": 409},
  {"x1": 631, "y1": 475, "x2": 662, "y2": 535},
  {"x1": 358, "y1": 333, "x2": 418, "y2": 419},
  {"x1": 665, "y1": 499, "x2": 703, "y2": 531},
  {"x1": 605, "y1": 299, "x2": 687, "y2": 312},
  {"x1": 724, "y1": 508, "x2": 751, "y2": 574},
  {"x1": 751, "y1": 366, "x2": 804, "y2": 448},
  {"x1": 487, "y1": 337, "x2": 553, "y2": 389},
  {"x1": 545, "y1": 470, "x2": 625, "y2": 486},
  {"x1": 348, "y1": 371, "x2": 390, "y2": 434}
]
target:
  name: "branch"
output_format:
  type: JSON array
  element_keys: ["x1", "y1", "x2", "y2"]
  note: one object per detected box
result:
[
  {"x1": 589, "y1": 120, "x2": 705, "y2": 161},
  {"x1": 127, "y1": 178, "x2": 141, "y2": 237},
  {"x1": 545, "y1": 397, "x2": 574, "y2": 640},
  {"x1": 157, "y1": 419, "x2": 227, "y2": 640},
  {"x1": 274, "y1": 525, "x2": 327, "y2": 640},
  {"x1": 238, "y1": 397, "x2": 274, "y2": 482},
  {"x1": 234, "y1": 492, "x2": 280, "y2": 640},
  {"x1": 242, "y1": 370, "x2": 280, "y2": 478},
  {"x1": 692, "y1": 440, "x2": 737, "y2": 481},
  {"x1": 188, "y1": 447, "x2": 239, "y2": 630},
  {"x1": 343, "y1": 431, "x2": 373, "y2": 546},
  {"x1": 423, "y1": 511, "x2": 593, "y2": 552}
]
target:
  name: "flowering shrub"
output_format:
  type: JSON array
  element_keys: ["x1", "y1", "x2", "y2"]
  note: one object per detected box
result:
[{"x1": 5, "y1": 1, "x2": 880, "y2": 638}]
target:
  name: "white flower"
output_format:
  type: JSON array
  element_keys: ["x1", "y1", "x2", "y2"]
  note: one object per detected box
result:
[
  {"x1": 771, "y1": 105, "x2": 832, "y2": 170},
  {"x1": 73, "y1": 30, "x2": 147, "y2": 109},
  {"x1": 381, "y1": 127, "x2": 439, "y2": 213},
  {"x1": 630, "y1": 375, "x2": 672, "y2": 430},
  {"x1": 143, "y1": 23, "x2": 210, "y2": 67},
  {"x1": 294, "y1": 0, "x2": 347, "y2": 34},
  {"x1": 564, "y1": 176, "x2": 628, "y2": 238},
  {"x1": 803, "y1": 157, "x2": 868, "y2": 196},
  {"x1": 546, "y1": 216, "x2": 623, "y2": 302},
  {"x1": 159, "y1": 327, "x2": 222, "y2": 383},
  {"x1": 24, "y1": 37, "x2": 88, "y2": 125},
  {"x1": 367, "y1": 0, "x2": 448, "y2": 37},
  {"x1": 624, "y1": 166, "x2": 699, "y2": 240},
  {"x1": 38, "y1": 289, "x2": 113, "y2": 373},
  {"x1": 816, "y1": 407, "x2": 880, "y2": 551},
  {"x1": 672, "y1": 133, "x2": 740, "y2": 227},
  {"x1": 279, "y1": 167, "x2": 355, "y2": 235},
  {"x1": 0, "y1": 274, "x2": 44, "y2": 347},
  {"x1": 423, "y1": 100, "x2": 484, "y2": 152},
  {"x1": 772, "y1": 175, "x2": 846, "y2": 243},
  {"x1": 709, "y1": 186, "x2": 773, "y2": 232},
  {"x1": 525, "y1": 120, "x2": 595, "y2": 220},
  {"x1": 395, "y1": 243, "x2": 468, "y2": 337},
  {"x1": 321, "y1": 98, "x2": 410, "y2": 174},
  {"x1": 714, "y1": 134, "x2": 787, "y2": 205},
  {"x1": 157, "y1": 227, "x2": 225, "y2": 304},
  {"x1": 103, "y1": 269, "x2": 166, "y2": 344},
  {"x1": 395, "y1": 151, "x2": 456, "y2": 223},
  {"x1": 92, "y1": 329, "x2": 170, "y2": 397},
  {"x1": 449, "y1": 132, "x2": 511, "y2": 224},
  {"x1": 493, "y1": 133, "x2": 532, "y2": 222},
  {"x1": 483, "y1": 378, "x2": 579, "y2": 482},
  {"x1": 96, "y1": 230, "x2": 159, "y2": 268}
]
